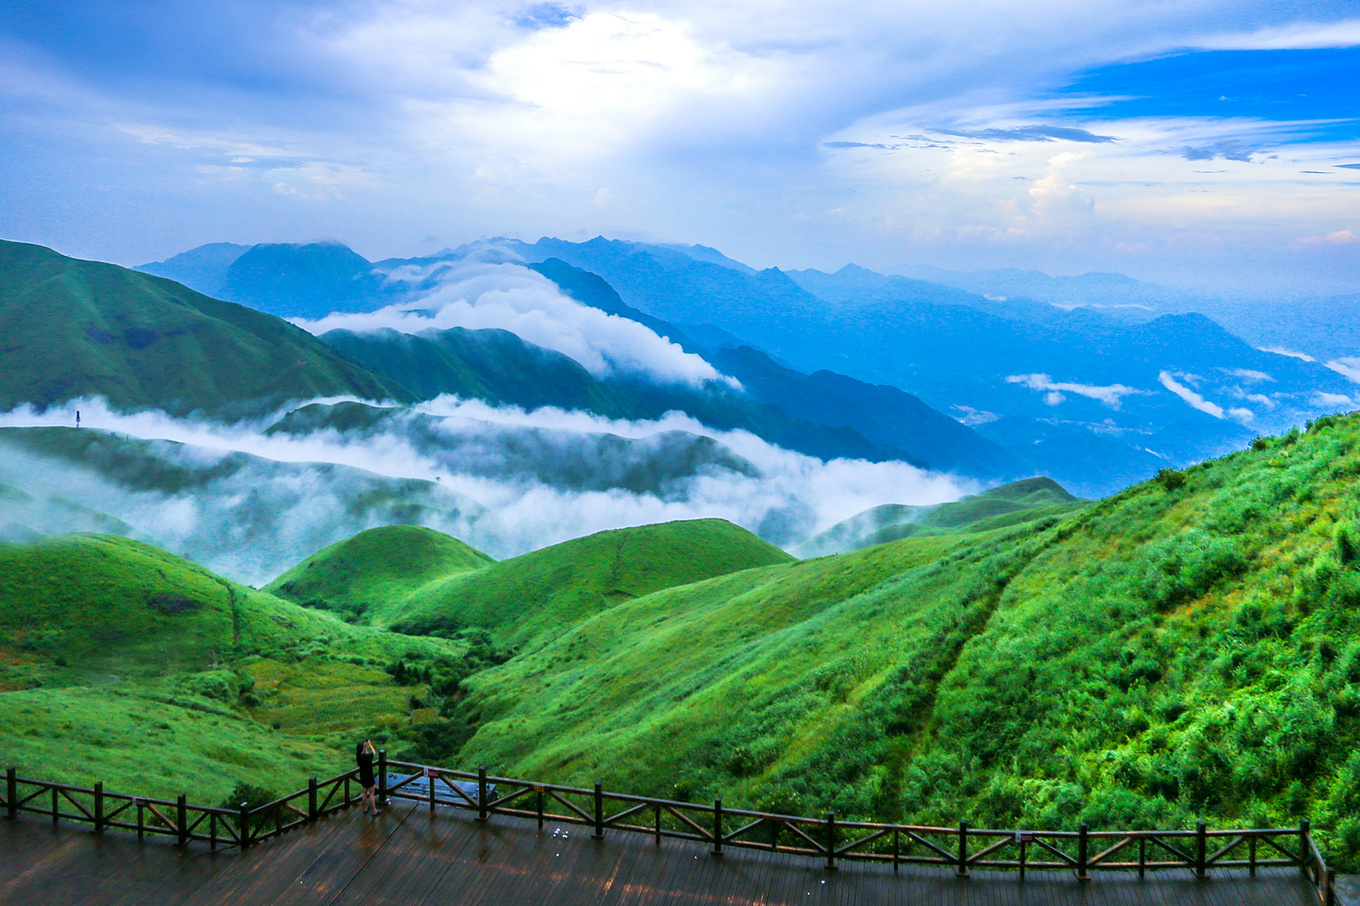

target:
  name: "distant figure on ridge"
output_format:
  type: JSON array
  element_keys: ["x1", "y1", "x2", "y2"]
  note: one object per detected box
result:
[
  {"x1": 357, "y1": 739, "x2": 381, "y2": 816},
  {"x1": 75, "y1": 410, "x2": 80, "y2": 428}
]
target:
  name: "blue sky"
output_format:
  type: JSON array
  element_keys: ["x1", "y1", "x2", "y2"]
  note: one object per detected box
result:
[{"x1": 1, "y1": 1, "x2": 1358, "y2": 292}]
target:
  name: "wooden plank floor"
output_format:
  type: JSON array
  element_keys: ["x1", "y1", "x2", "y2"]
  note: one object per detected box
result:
[{"x1": 0, "y1": 801, "x2": 1322, "y2": 906}]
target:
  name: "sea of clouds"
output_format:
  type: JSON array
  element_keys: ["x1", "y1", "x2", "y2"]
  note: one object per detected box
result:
[{"x1": 0, "y1": 396, "x2": 970, "y2": 584}]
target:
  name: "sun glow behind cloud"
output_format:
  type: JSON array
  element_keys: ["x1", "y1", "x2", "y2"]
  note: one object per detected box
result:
[{"x1": 1, "y1": 2, "x2": 1358, "y2": 288}]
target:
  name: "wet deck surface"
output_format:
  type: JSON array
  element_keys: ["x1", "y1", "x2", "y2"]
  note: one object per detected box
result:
[{"x1": 0, "y1": 800, "x2": 1322, "y2": 905}]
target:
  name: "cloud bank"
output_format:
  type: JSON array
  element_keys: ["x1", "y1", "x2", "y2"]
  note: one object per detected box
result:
[
  {"x1": 294, "y1": 259, "x2": 731, "y2": 389},
  {"x1": 0, "y1": 396, "x2": 970, "y2": 582}
]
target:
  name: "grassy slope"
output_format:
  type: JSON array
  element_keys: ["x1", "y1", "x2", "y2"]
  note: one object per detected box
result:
[
  {"x1": 265, "y1": 525, "x2": 495, "y2": 621},
  {"x1": 0, "y1": 239, "x2": 409, "y2": 414},
  {"x1": 452, "y1": 415, "x2": 1360, "y2": 865},
  {"x1": 797, "y1": 476, "x2": 1084, "y2": 556},
  {"x1": 385, "y1": 519, "x2": 795, "y2": 650},
  {"x1": 0, "y1": 533, "x2": 462, "y2": 800}
]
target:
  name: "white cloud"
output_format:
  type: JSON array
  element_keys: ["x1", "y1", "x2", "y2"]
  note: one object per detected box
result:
[
  {"x1": 295, "y1": 259, "x2": 733, "y2": 389},
  {"x1": 1159, "y1": 370, "x2": 1224, "y2": 418},
  {"x1": 1225, "y1": 368, "x2": 1273, "y2": 383},
  {"x1": 1296, "y1": 229, "x2": 1358, "y2": 246},
  {"x1": 1191, "y1": 19, "x2": 1360, "y2": 51},
  {"x1": 0, "y1": 396, "x2": 972, "y2": 575},
  {"x1": 1325, "y1": 357, "x2": 1360, "y2": 383},
  {"x1": 1007, "y1": 373, "x2": 1143, "y2": 408},
  {"x1": 1260, "y1": 346, "x2": 1316, "y2": 362},
  {"x1": 1314, "y1": 391, "x2": 1354, "y2": 408}
]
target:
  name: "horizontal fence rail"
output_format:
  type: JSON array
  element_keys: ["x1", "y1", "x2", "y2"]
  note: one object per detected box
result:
[{"x1": 2, "y1": 761, "x2": 1338, "y2": 904}]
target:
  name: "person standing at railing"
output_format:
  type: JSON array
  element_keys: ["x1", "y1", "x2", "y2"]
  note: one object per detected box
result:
[{"x1": 356, "y1": 740, "x2": 381, "y2": 817}]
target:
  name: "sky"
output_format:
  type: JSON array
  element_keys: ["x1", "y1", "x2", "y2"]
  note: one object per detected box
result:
[{"x1": 2, "y1": 1, "x2": 1359, "y2": 292}]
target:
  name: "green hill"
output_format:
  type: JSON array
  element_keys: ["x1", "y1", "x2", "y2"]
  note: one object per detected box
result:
[
  {"x1": 0, "y1": 532, "x2": 465, "y2": 800},
  {"x1": 796, "y1": 476, "x2": 1084, "y2": 556},
  {"x1": 449, "y1": 414, "x2": 1360, "y2": 867},
  {"x1": 0, "y1": 240, "x2": 410, "y2": 414},
  {"x1": 265, "y1": 525, "x2": 495, "y2": 622},
  {"x1": 384, "y1": 519, "x2": 796, "y2": 650}
]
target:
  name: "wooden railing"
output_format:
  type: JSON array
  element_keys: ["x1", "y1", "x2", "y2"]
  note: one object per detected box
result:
[{"x1": 2, "y1": 760, "x2": 1340, "y2": 904}]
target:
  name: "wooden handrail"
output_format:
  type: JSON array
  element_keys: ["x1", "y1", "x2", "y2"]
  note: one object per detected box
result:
[{"x1": 0, "y1": 763, "x2": 1338, "y2": 900}]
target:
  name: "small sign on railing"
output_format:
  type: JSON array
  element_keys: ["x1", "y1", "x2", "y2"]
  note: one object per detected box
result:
[
  {"x1": 1015, "y1": 831, "x2": 1034, "y2": 843},
  {"x1": 423, "y1": 767, "x2": 438, "y2": 779}
]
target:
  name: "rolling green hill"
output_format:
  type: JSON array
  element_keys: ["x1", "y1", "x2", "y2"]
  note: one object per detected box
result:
[
  {"x1": 0, "y1": 240, "x2": 410, "y2": 414},
  {"x1": 448, "y1": 413, "x2": 1360, "y2": 867},
  {"x1": 796, "y1": 476, "x2": 1085, "y2": 556},
  {"x1": 381, "y1": 519, "x2": 796, "y2": 650},
  {"x1": 265, "y1": 525, "x2": 495, "y2": 622},
  {"x1": 0, "y1": 532, "x2": 466, "y2": 800}
]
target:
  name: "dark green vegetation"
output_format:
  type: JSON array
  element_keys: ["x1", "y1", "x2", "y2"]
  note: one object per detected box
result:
[
  {"x1": 445, "y1": 413, "x2": 1360, "y2": 869},
  {"x1": 0, "y1": 240, "x2": 409, "y2": 414},
  {"x1": 796, "y1": 477, "x2": 1084, "y2": 556},
  {"x1": 265, "y1": 525, "x2": 495, "y2": 622}
]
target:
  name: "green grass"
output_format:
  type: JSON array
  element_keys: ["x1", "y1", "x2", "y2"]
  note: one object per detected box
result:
[
  {"x1": 382, "y1": 518, "x2": 795, "y2": 650},
  {"x1": 446, "y1": 415, "x2": 1360, "y2": 867},
  {"x1": 5, "y1": 416, "x2": 1360, "y2": 870},
  {"x1": 0, "y1": 239, "x2": 410, "y2": 414},
  {"x1": 264, "y1": 525, "x2": 495, "y2": 622},
  {"x1": 0, "y1": 685, "x2": 341, "y2": 801},
  {"x1": 796, "y1": 476, "x2": 1084, "y2": 556},
  {"x1": 0, "y1": 532, "x2": 472, "y2": 797}
]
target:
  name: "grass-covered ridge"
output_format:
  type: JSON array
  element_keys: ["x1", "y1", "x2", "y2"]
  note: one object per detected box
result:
[
  {"x1": 265, "y1": 525, "x2": 495, "y2": 623},
  {"x1": 0, "y1": 532, "x2": 469, "y2": 801},
  {"x1": 0, "y1": 239, "x2": 409, "y2": 414},
  {"x1": 796, "y1": 476, "x2": 1084, "y2": 556},
  {"x1": 384, "y1": 519, "x2": 796, "y2": 650},
  {"x1": 449, "y1": 413, "x2": 1360, "y2": 867}
]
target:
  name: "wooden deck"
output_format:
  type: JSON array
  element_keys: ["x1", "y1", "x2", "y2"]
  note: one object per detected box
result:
[{"x1": 0, "y1": 800, "x2": 1322, "y2": 906}]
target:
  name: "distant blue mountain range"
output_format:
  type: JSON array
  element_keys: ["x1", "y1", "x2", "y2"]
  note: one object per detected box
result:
[{"x1": 137, "y1": 238, "x2": 1359, "y2": 496}]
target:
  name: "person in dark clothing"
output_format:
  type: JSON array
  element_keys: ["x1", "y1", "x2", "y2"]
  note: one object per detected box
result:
[{"x1": 356, "y1": 739, "x2": 381, "y2": 816}]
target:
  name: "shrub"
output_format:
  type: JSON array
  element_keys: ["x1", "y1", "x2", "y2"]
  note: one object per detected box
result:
[
  {"x1": 217, "y1": 781, "x2": 279, "y2": 811},
  {"x1": 1337, "y1": 521, "x2": 1358, "y2": 565},
  {"x1": 1156, "y1": 468, "x2": 1186, "y2": 491}
]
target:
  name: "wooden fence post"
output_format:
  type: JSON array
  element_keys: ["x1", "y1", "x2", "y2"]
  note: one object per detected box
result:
[
  {"x1": 957, "y1": 820, "x2": 969, "y2": 878},
  {"x1": 378, "y1": 750, "x2": 387, "y2": 806},
  {"x1": 51, "y1": 786, "x2": 58, "y2": 827},
  {"x1": 93, "y1": 782, "x2": 104, "y2": 833},
  {"x1": 712, "y1": 798, "x2": 723, "y2": 857},
  {"x1": 1249, "y1": 834, "x2": 1256, "y2": 876},
  {"x1": 478, "y1": 767, "x2": 489, "y2": 822},
  {"x1": 827, "y1": 812, "x2": 837, "y2": 871},
  {"x1": 1327, "y1": 869, "x2": 1336, "y2": 906},
  {"x1": 428, "y1": 768, "x2": 436, "y2": 814},
  {"x1": 177, "y1": 794, "x2": 188, "y2": 848},
  {"x1": 308, "y1": 776, "x2": 318, "y2": 821},
  {"x1": 1195, "y1": 820, "x2": 1207, "y2": 879},
  {"x1": 5, "y1": 768, "x2": 14, "y2": 819},
  {"x1": 239, "y1": 802, "x2": 250, "y2": 849},
  {"x1": 537, "y1": 787, "x2": 545, "y2": 833},
  {"x1": 1077, "y1": 822, "x2": 1089, "y2": 881},
  {"x1": 893, "y1": 827, "x2": 900, "y2": 873},
  {"x1": 593, "y1": 782, "x2": 604, "y2": 839},
  {"x1": 1301, "y1": 819, "x2": 1311, "y2": 878}
]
